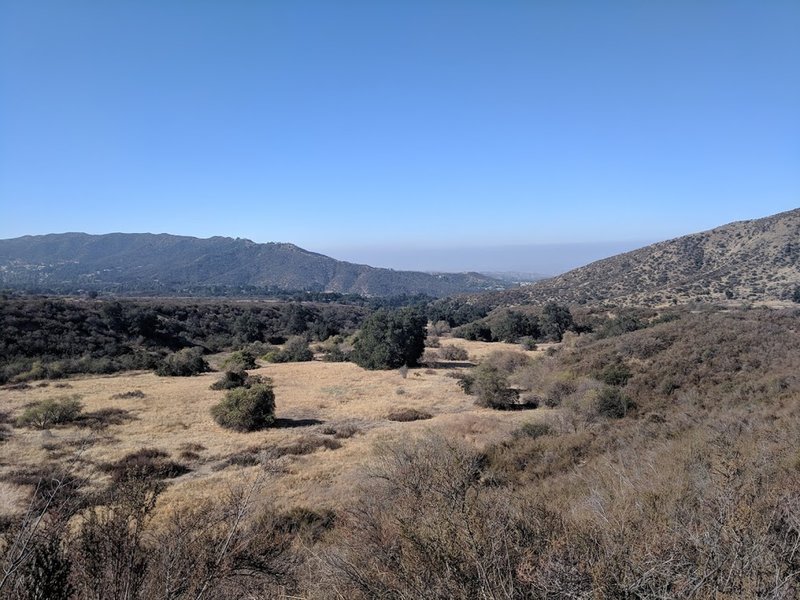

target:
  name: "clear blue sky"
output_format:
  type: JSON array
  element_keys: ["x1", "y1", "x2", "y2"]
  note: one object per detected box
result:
[{"x1": 1, "y1": 1, "x2": 798, "y2": 271}]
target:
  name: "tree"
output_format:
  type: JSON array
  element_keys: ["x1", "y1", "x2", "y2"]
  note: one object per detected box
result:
[
  {"x1": 540, "y1": 302, "x2": 575, "y2": 341},
  {"x1": 490, "y1": 310, "x2": 540, "y2": 343},
  {"x1": 351, "y1": 308, "x2": 426, "y2": 370}
]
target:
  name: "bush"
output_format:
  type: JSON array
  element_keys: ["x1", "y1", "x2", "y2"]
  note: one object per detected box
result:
[
  {"x1": 101, "y1": 448, "x2": 190, "y2": 482},
  {"x1": 387, "y1": 408, "x2": 433, "y2": 422},
  {"x1": 16, "y1": 396, "x2": 83, "y2": 429},
  {"x1": 221, "y1": 350, "x2": 257, "y2": 370},
  {"x1": 595, "y1": 386, "x2": 635, "y2": 419},
  {"x1": 263, "y1": 336, "x2": 313, "y2": 363},
  {"x1": 211, "y1": 382, "x2": 276, "y2": 432},
  {"x1": 483, "y1": 350, "x2": 532, "y2": 374},
  {"x1": 156, "y1": 348, "x2": 209, "y2": 377},
  {"x1": 490, "y1": 310, "x2": 540, "y2": 343},
  {"x1": 272, "y1": 435, "x2": 342, "y2": 456},
  {"x1": 322, "y1": 344, "x2": 351, "y2": 362},
  {"x1": 210, "y1": 370, "x2": 249, "y2": 390},
  {"x1": 544, "y1": 379, "x2": 577, "y2": 407},
  {"x1": 595, "y1": 361, "x2": 633, "y2": 386},
  {"x1": 110, "y1": 390, "x2": 145, "y2": 400},
  {"x1": 439, "y1": 345, "x2": 469, "y2": 361},
  {"x1": 452, "y1": 321, "x2": 493, "y2": 342},
  {"x1": 471, "y1": 364, "x2": 519, "y2": 409},
  {"x1": 352, "y1": 308, "x2": 426, "y2": 370},
  {"x1": 516, "y1": 421, "x2": 553, "y2": 439}
]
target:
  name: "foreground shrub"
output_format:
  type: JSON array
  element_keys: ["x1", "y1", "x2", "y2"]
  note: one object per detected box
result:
[
  {"x1": 211, "y1": 382, "x2": 276, "y2": 431},
  {"x1": 156, "y1": 348, "x2": 209, "y2": 377},
  {"x1": 16, "y1": 396, "x2": 83, "y2": 429}
]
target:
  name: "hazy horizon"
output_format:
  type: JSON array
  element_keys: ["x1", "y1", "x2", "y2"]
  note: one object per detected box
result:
[{"x1": 315, "y1": 240, "x2": 653, "y2": 275}]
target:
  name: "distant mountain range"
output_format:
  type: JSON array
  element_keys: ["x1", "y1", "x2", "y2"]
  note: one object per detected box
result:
[
  {"x1": 0, "y1": 233, "x2": 507, "y2": 297},
  {"x1": 486, "y1": 208, "x2": 800, "y2": 306}
]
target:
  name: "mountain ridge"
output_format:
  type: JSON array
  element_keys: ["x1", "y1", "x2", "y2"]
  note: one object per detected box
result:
[
  {"x1": 0, "y1": 232, "x2": 506, "y2": 297},
  {"x1": 484, "y1": 208, "x2": 800, "y2": 307}
]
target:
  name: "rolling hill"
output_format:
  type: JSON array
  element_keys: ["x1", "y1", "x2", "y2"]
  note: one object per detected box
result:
[
  {"x1": 0, "y1": 232, "x2": 505, "y2": 297},
  {"x1": 488, "y1": 208, "x2": 800, "y2": 307}
]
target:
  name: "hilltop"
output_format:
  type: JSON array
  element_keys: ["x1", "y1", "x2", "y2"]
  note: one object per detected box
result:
[
  {"x1": 486, "y1": 208, "x2": 800, "y2": 307},
  {"x1": 0, "y1": 232, "x2": 505, "y2": 297}
]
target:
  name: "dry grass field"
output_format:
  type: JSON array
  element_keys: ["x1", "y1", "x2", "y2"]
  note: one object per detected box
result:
[{"x1": 0, "y1": 339, "x2": 548, "y2": 519}]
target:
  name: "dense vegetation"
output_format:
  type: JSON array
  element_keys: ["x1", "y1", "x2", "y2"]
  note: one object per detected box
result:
[
  {"x1": 0, "y1": 294, "x2": 367, "y2": 383},
  {"x1": 2, "y1": 304, "x2": 799, "y2": 598}
]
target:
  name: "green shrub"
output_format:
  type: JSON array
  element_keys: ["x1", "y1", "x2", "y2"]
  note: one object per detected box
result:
[
  {"x1": 596, "y1": 361, "x2": 632, "y2": 386},
  {"x1": 490, "y1": 310, "x2": 540, "y2": 343},
  {"x1": 210, "y1": 370, "x2": 249, "y2": 390},
  {"x1": 452, "y1": 321, "x2": 493, "y2": 342},
  {"x1": 516, "y1": 421, "x2": 553, "y2": 439},
  {"x1": 471, "y1": 364, "x2": 519, "y2": 409},
  {"x1": 322, "y1": 344, "x2": 350, "y2": 362},
  {"x1": 595, "y1": 386, "x2": 635, "y2": 419},
  {"x1": 211, "y1": 382, "x2": 276, "y2": 432},
  {"x1": 16, "y1": 396, "x2": 83, "y2": 429},
  {"x1": 156, "y1": 348, "x2": 209, "y2": 377},
  {"x1": 221, "y1": 350, "x2": 257, "y2": 370},
  {"x1": 263, "y1": 336, "x2": 314, "y2": 363}
]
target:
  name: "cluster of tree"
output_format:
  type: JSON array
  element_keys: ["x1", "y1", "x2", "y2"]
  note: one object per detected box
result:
[
  {"x1": 451, "y1": 302, "x2": 577, "y2": 343},
  {"x1": 0, "y1": 295, "x2": 367, "y2": 384}
]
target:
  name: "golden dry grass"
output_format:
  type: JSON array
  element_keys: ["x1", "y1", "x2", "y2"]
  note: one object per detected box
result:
[{"x1": 0, "y1": 340, "x2": 551, "y2": 516}]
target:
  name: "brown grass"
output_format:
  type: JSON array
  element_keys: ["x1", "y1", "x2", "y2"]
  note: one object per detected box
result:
[{"x1": 0, "y1": 339, "x2": 552, "y2": 516}]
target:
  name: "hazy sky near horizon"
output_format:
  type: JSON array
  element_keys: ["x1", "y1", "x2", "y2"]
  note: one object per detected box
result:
[{"x1": 1, "y1": 1, "x2": 798, "y2": 272}]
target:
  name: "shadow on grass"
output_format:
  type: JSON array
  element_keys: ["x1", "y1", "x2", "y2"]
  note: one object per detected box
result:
[
  {"x1": 426, "y1": 361, "x2": 475, "y2": 369},
  {"x1": 273, "y1": 417, "x2": 325, "y2": 429}
]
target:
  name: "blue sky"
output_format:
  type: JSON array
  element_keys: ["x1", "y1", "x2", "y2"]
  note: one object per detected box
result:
[{"x1": 1, "y1": 1, "x2": 798, "y2": 272}]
